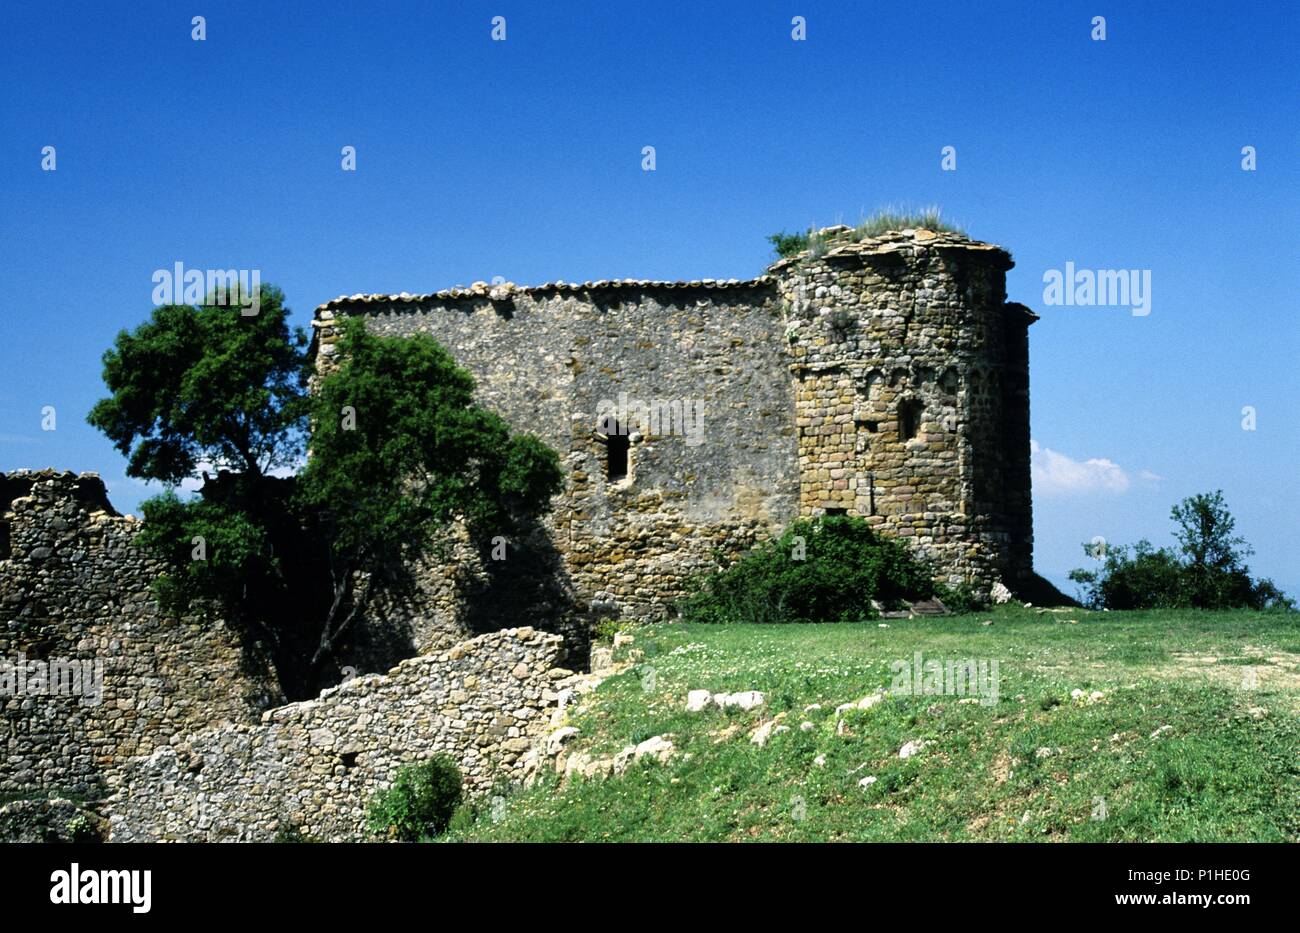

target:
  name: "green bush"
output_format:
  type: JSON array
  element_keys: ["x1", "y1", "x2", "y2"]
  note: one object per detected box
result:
[
  {"x1": 445, "y1": 801, "x2": 480, "y2": 836},
  {"x1": 677, "y1": 515, "x2": 935, "y2": 624},
  {"x1": 1069, "y1": 541, "x2": 1288, "y2": 611},
  {"x1": 367, "y1": 756, "x2": 464, "y2": 841},
  {"x1": 1070, "y1": 541, "x2": 1184, "y2": 610},
  {"x1": 1069, "y1": 491, "x2": 1294, "y2": 612},
  {"x1": 766, "y1": 230, "x2": 810, "y2": 258},
  {"x1": 590, "y1": 616, "x2": 627, "y2": 644},
  {"x1": 934, "y1": 581, "x2": 990, "y2": 614}
]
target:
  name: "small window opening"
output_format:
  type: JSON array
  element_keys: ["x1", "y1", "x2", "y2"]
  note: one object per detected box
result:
[
  {"x1": 899, "y1": 400, "x2": 924, "y2": 441},
  {"x1": 340, "y1": 751, "x2": 359, "y2": 770},
  {"x1": 939, "y1": 368, "x2": 960, "y2": 396},
  {"x1": 825, "y1": 508, "x2": 848, "y2": 517},
  {"x1": 605, "y1": 425, "x2": 629, "y2": 482}
]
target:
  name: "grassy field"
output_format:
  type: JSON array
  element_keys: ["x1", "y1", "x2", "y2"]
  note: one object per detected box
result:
[{"x1": 450, "y1": 607, "x2": 1300, "y2": 842}]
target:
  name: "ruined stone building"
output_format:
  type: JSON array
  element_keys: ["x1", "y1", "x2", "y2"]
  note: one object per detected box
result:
[
  {"x1": 0, "y1": 225, "x2": 1038, "y2": 840},
  {"x1": 312, "y1": 226, "x2": 1037, "y2": 634}
]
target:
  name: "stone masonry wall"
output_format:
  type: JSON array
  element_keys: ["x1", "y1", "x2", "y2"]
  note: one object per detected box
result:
[
  {"x1": 0, "y1": 470, "x2": 282, "y2": 801},
  {"x1": 774, "y1": 229, "x2": 1035, "y2": 585},
  {"x1": 313, "y1": 281, "x2": 802, "y2": 631},
  {"x1": 105, "y1": 627, "x2": 569, "y2": 842},
  {"x1": 312, "y1": 229, "x2": 1035, "y2": 619}
]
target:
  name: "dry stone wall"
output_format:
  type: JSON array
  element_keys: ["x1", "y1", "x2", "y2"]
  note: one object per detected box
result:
[
  {"x1": 105, "y1": 627, "x2": 569, "y2": 842},
  {"x1": 0, "y1": 470, "x2": 281, "y2": 801}
]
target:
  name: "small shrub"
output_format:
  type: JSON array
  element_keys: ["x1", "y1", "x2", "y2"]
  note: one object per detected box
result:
[
  {"x1": 591, "y1": 616, "x2": 625, "y2": 644},
  {"x1": 367, "y1": 755, "x2": 464, "y2": 841},
  {"x1": 272, "y1": 823, "x2": 319, "y2": 843},
  {"x1": 767, "y1": 230, "x2": 810, "y2": 258},
  {"x1": 935, "y1": 582, "x2": 990, "y2": 614},
  {"x1": 64, "y1": 812, "x2": 101, "y2": 843},
  {"x1": 677, "y1": 515, "x2": 936, "y2": 624},
  {"x1": 445, "y1": 801, "x2": 480, "y2": 836}
]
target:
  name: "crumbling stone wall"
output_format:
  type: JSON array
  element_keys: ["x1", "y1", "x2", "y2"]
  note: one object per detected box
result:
[
  {"x1": 0, "y1": 796, "x2": 106, "y2": 843},
  {"x1": 105, "y1": 627, "x2": 569, "y2": 842},
  {"x1": 313, "y1": 228, "x2": 1035, "y2": 618},
  {"x1": 0, "y1": 470, "x2": 281, "y2": 801}
]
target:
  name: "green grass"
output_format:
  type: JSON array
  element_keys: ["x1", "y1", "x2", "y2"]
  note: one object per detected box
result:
[
  {"x1": 450, "y1": 607, "x2": 1299, "y2": 842},
  {"x1": 768, "y1": 207, "x2": 966, "y2": 260},
  {"x1": 850, "y1": 205, "x2": 963, "y2": 238}
]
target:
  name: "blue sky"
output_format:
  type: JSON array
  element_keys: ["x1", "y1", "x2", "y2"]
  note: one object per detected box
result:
[{"x1": 2, "y1": 1, "x2": 1296, "y2": 595}]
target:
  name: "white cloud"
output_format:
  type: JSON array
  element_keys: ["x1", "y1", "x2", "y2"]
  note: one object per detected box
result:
[{"x1": 1031, "y1": 440, "x2": 1134, "y2": 496}]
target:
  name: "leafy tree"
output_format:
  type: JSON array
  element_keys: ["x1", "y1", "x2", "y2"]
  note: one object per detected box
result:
[
  {"x1": 767, "y1": 230, "x2": 810, "y2": 259},
  {"x1": 87, "y1": 285, "x2": 308, "y2": 482},
  {"x1": 88, "y1": 293, "x2": 564, "y2": 695},
  {"x1": 131, "y1": 471, "x2": 311, "y2": 684},
  {"x1": 296, "y1": 317, "x2": 564, "y2": 666},
  {"x1": 87, "y1": 286, "x2": 314, "y2": 684},
  {"x1": 135, "y1": 488, "x2": 278, "y2": 617},
  {"x1": 1069, "y1": 491, "x2": 1293, "y2": 612},
  {"x1": 1170, "y1": 490, "x2": 1258, "y2": 608}
]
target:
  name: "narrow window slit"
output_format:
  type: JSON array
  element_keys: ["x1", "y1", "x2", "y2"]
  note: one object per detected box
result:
[
  {"x1": 899, "y1": 400, "x2": 923, "y2": 441},
  {"x1": 605, "y1": 424, "x2": 629, "y2": 482}
]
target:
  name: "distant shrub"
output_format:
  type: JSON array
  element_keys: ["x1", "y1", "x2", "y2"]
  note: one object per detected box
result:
[
  {"x1": 1070, "y1": 541, "x2": 1184, "y2": 610},
  {"x1": 678, "y1": 515, "x2": 935, "y2": 624},
  {"x1": 367, "y1": 756, "x2": 464, "y2": 841},
  {"x1": 1069, "y1": 491, "x2": 1295, "y2": 612}
]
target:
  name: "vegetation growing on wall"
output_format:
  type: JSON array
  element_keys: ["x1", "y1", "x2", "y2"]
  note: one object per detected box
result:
[{"x1": 767, "y1": 206, "x2": 966, "y2": 260}]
